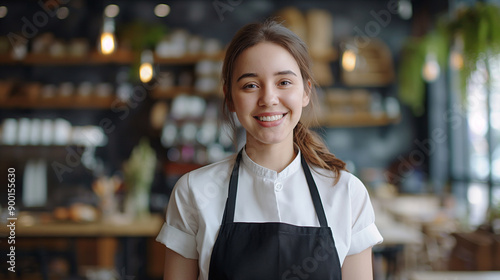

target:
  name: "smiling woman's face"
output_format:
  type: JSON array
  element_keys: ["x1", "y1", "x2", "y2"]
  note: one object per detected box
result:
[{"x1": 228, "y1": 42, "x2": 310, "y2": 149}]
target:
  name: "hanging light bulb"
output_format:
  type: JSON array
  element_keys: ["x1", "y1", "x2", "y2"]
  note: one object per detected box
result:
[
  {"x1": 450, "y1": 35, "x2": 464, "y2": 71},
  {"x1": 154, "y1": 4, "x2": 171, "y2": 17},
  {"x1": 422, "y1": 52, "x2": 440, "y2": 82},
  {"x1": 0, "y1": 6, "x2": 8, "y2": 18},
  {"x1": 450, "y1": 51, "x2": 464, "y2": 70},
  {"x1": 99, "y1": 17, "x2": 116, "y2": 55},
  {"x1": 398, "y1": 0, "x2": 413, "y2": 20},
  {"x1": 104, "y1": 4, "x2": 120, "y2": 18},
  {"x1": 140, "y1": 50, "x2": 154, "y2": 83},
  {"x1": 342, "y1": 49, "x2": 357, "y2": 72}
]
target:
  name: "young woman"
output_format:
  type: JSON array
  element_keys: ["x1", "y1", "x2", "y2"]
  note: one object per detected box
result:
[{"x1": 156, "y1": 20, "x2": 383, "y2": 280}]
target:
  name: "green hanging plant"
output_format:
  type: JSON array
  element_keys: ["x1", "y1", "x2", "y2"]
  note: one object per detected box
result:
[
  {"x1": 399, "y1": 25, "x2": 449, "y2": 116},
  {"x1": 450, "y1": 3, "x2": 500, "y2": 99},
  {"x1": 398, "y1": 2, "x2": 500, "y2": 115},
  {"x1": 399, "y1": 38, "x2": 427, "y2": 116},
  {"x1": 117, "y1": 21, "x2": 168, "y2": 82}
]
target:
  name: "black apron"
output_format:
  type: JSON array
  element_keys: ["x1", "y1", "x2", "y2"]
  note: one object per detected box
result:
[{"x1": 208, "y1": 150, "x2": 342, "y2": 280}]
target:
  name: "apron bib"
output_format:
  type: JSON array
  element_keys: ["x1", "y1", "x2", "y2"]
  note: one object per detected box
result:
[{"x1": 208, "y1": 150, "x2": 342, "y2": 280}]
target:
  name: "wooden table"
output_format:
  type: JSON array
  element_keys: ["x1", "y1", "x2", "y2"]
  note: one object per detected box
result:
[
  {"x1": 0, "y1": 213, "x2": 164, "y2": 279},
  {"x1": 411, "y1": 271, "x2": 500, "y2": 280},
  {"x1": 0, "y1": 214, "x2": 163, "y2": 237},
  {"x1": 373, "y1": 199, "x2": 425, "y2": 279}
]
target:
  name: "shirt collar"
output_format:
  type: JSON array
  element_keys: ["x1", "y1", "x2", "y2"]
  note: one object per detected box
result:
[{"x1": 241, "y1": 147, "x2": 302, "y2": 181}]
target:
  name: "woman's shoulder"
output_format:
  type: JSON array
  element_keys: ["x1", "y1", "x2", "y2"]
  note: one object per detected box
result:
[
  {"x1": 311, "y1": 167, "x2": 366, "y2": 189},
  {"x1": 191, "y1": 153, "x2": 236, "y2": 175},
  {"x1": 310, "y1": 165, "x2": 355, "y2": 180},
  {"x1": 178, "y1": 153, "x2": 236, "y2": 188}
]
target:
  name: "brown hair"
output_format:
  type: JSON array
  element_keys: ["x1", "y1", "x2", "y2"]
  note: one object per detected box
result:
[{"x1": 222, "y1": 20, "x2": 346, "y2": 182}]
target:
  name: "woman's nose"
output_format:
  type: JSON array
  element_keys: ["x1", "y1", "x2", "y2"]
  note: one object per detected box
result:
[{"x1": 258, "y1": 85, "x2": 279, "y2": 107}]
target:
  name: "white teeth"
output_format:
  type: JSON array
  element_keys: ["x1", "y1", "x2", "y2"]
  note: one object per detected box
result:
[{"x1": 258, "y1": 114, "x2": 284, "y2": 122}]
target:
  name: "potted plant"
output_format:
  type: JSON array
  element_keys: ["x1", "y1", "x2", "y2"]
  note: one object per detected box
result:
[{"x1": 123, "y1": 138, "x2": 156, "y2": 219}]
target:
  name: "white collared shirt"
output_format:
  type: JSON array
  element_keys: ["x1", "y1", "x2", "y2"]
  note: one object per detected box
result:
[{"x1": 156, "y1": 149, "x2": 383, "y2": 280}]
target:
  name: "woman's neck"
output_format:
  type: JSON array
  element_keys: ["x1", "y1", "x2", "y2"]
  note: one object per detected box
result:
[{"x1": 244, "y1": 141, "x2": 296, "y2": 173}]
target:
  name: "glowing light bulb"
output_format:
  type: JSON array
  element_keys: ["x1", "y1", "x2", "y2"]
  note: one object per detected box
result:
[
  {"x1": 155, "y1": 4, "x2": 171, "y2": 17},
  {"x1": 342, "y1": 49, "x2": 357, "y2": 72},
  {"x1": 422, "y1": 53, "x2": 440, "y2": 82},
  {"x1": 450, "y1": 51, "x2": 464, "y2": 70},
  {"x1": 99, "y1": 17, "x2": 116, "y2": 55},
  {"x1": 139, "y1": 50, "x2": 154, "y2": 83},
  {"x1": 100, "y1": 32, "x2": 115, "y2": 55},
  {"x1": 398, "y1": 0, "x2": 412, "y2": 20},
  {"x1": 104, "y1": 4, "x2": 120, "y2": 18},
  {"x1": 140, "y1": 63, "x2": 153, "y2": 83},
  {"x1": 0, "y1": 6, "x2": 8, "y2": 18},
  {"x1": 56, "y1": 7, "x2": 69, "y2": 19}
]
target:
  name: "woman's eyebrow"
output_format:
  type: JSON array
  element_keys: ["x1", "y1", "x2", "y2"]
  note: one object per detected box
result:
[
  {"x1": 236, "y1": 70, "x2": 297, "y2": 82},
  {"x1": 275, "y1": 70, "x2": 297, "y2": 76},
  {"x1": 236, "y1": 73, "x2": 257, "y2": 82}
]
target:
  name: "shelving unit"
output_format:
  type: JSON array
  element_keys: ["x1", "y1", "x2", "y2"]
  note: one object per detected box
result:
[
  {"x1": 0, "y1": 50, "x2": 225, "y2": 65},
  {"x1": 0, "y1": 50, "x2": 134, "y2": 65},
  {"x1": 151, "y1": 86, "x2": 222, "y2": 99},
  {"x1": 0, "y1": 50, "x2": 225, "y2": 109},
  {"x1": 0, "y1": 95, "x2": 117, "y2": 109},
  {"x1": 0, "y1": 145, "x2": 81, "y2": 159},
  {"x1": 315, "y1": 112, "x2": 401, "y2": 127}
]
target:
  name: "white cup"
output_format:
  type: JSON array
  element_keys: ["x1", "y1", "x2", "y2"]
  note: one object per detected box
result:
[
  {"x1": 17, "y1": 118, "x2": 31, "y2": 145},
  {"x1": 2, "y1": 118, "x2": 17, "y2": 145},
  {"x1": 30, "y1": 118, "x2": 42, "y2": 145},
  {"x1": 53, "y1": 118, "x2": 72, "y2": 145},
  {"x1": 40, "y1": 119, "x2": 53, "y2": 145}
]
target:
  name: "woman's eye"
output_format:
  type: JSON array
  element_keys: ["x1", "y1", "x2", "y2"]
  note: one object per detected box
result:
[
  {"x1": 279, "y1": 80, "x2": 291, "y2": 86},
  {"x1": 243, "y1": 84, "x2": 257, "y2": 89}
]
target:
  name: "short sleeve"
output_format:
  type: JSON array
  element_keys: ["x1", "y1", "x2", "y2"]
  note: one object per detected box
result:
[
  {"x1": 347, "y1": 175, "x2": 383, "y2": 255},
  {"x1": 156, "y1": 173, "x2": 199, "y2": 259}
]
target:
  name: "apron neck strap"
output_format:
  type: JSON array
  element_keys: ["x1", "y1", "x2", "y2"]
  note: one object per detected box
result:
[
  {"x1": 300, "y1": 153, "x2": 329, "y2": 227},
  {"x1": 222, "y1": 149, "x2": 329, "y2": 227},
  {"x1": 221, "y1": 150, "x2": 242, "y2": 225}
]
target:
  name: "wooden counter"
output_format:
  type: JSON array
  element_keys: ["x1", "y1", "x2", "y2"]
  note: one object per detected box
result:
[
  {"x1": 0, "y1": 213, "x2": 164, "y2": 237},
  {"x1": 0, "y1": 213, "x2": 166, "y2": 278},
  {"x1": 411, "y1": 271, "x2": 500, "y2": 280}
]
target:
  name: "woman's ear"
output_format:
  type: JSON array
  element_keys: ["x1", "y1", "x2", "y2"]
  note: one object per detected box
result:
[{"x1": 302, "y1": 80, "x2": 311, "y2": 107}]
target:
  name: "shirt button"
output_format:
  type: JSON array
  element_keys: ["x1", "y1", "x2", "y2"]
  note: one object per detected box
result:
[{"x1": 274, "y1": 182, "x2": 283, "y2": 192}]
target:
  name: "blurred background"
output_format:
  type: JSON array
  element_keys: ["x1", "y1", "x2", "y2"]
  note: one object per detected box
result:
[{"x1": 0, "y1": 0, "x2": 499, "y2": 279}]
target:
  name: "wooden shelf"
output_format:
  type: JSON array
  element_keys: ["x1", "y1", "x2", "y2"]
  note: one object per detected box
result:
[
  {"x1": 0, "y1": 95, "x2": 119, "y2": 109},
  {"x1": 0, "y1": 50, "x2": 135, "y2": 65},
  {"x1": 151, "y1": 86, "x2": 222, "y2": 99},
  {"x1": 151, "y1": 86, "x2": 195, "y2": 99},
  {"x1": 0, "y1": 213, "x2": 163, "y2": 237},
  {"x1": 154, "y1": 52, "x2": 224, "y2": 64},
  {"x1": 0, "y1": 51, "x2": 224, "y2": 65},
  {"x1": 313, "y1": 112, "x2": 400, "y2": 127},
  {"x1": 0, "y1": 145, "x2": 86, "y2": 160}
]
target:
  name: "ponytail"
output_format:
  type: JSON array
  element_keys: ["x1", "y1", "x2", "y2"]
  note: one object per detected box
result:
[{"x1": 294, "y1": 121, "x2": 347, "y2": 184}]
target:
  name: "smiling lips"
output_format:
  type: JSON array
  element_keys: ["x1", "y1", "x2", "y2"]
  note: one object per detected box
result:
[
  {"x1": 254, "y1": 113, "x2": 287, "y2": 124},
  {"x1": 258, "y1": 114, "x2": 284, "y2": 122}
]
